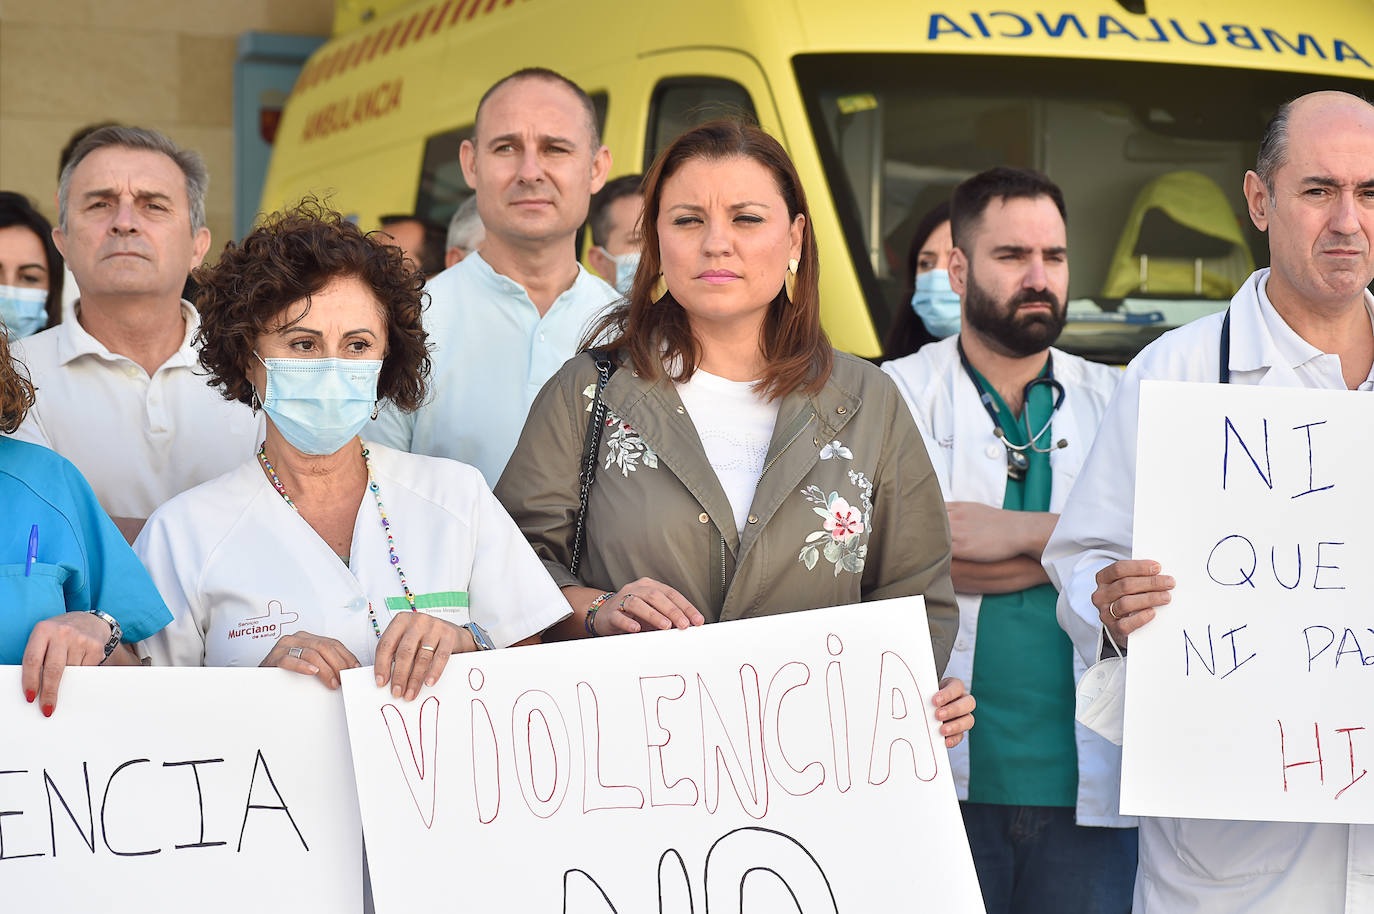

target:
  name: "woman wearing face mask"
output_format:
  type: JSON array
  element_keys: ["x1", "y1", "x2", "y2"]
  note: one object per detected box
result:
[
  {"x1": 497, "y1": 121, "x2": 973, "y2": 748},
  {"x1": 0, "y1": 192, "x2": 63, "y2": 340},
  {"x1": 882, "y1": 200, "x2": 956, "y2": 359},
  {"x1": 133, "y1": 201, "x2": 570, "y2": 699}
]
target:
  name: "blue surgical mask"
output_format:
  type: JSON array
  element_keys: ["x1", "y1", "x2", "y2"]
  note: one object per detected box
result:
[
  {"x1": 597, "y1": 247, "x2": 640, "y2": 296},
  {"x1": 911, "y1": 269, "x2": 961, "y2": 339},
  {"x1": 254, "y1": 354, "x2": 383, "y2": 456},
  {"x1": 0, "y1": 286, "x2": 49, "y2": 340}
]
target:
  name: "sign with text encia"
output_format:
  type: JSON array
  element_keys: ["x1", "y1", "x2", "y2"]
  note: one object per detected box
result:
[
  {"x1": 340, "y1": 597, "x2": 984, "y2": 914},
  {"x1": 1126, "y1": 380, "x2": 1374, "y2": 823},
  {"x1": 0, "y1": 667, "x2": 362, "y2": 912}
]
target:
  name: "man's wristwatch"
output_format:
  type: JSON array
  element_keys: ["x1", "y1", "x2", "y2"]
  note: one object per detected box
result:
[
  {"x1": 83, "y1": 609, "x2": 122, "y2": 663},
  {"x1": 462, "y1": 621, "x2": 494, "y2": 651}
]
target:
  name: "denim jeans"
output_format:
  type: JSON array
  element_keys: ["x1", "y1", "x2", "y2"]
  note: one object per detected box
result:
[{"x1": 960, "y1": 802, "x2": 1137, "y2": 914}]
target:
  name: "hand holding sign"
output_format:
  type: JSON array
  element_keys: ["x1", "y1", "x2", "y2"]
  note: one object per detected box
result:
[
  {"x1": 260, "y1": 628, "x2": 361, "y2": 690},
  {"x1": 1091, "y1": 559, "x2": 1175, "y2": 646}
]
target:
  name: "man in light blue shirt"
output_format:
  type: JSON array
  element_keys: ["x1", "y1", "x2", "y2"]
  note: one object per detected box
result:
[{"x1": 371, "y1": 67, "x2": 616, "y2": 485}]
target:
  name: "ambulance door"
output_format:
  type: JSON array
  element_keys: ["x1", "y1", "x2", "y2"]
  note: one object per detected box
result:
[{"x1": 625, "y1": 50, "x2": 782, "y2": 172}]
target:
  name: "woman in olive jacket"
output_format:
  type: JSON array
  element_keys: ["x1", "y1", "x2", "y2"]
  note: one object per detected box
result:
[{"x1": 496, "y1": 120, "x2": 973, "y2": 745}]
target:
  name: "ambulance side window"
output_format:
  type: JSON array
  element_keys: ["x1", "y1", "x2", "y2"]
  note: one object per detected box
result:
[
  {"x1": 645, "y1": 79, "x2": 756, "y2": 169},
  {"x1": 415, "y1": 93, "x2": 608, "y2": 228}
]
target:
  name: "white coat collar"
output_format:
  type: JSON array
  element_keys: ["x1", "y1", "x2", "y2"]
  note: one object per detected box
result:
[{"x1": 1228, "y1": 267, "x2": 1374, "y2": 375}]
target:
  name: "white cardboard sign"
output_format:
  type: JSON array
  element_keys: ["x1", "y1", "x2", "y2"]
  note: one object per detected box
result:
[
  {"x1": 1126, "y1": 379, "x2": 1374, "y2": 822},
  {"x1": 341, "y1": 597, "x2": 984, "y2": 913},
  {"x1": 0, "y1": 667, "x2": 362, "y2": 912}
]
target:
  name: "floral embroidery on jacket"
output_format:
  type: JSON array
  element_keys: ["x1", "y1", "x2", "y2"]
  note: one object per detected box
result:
[
  {"x1": 819, "y1": 440, "x2": 853, "y2": 460},
  {"x1": 797, "y1": 469, "x2": 875, "y2": 578},
  {"x1": 583, "y1": 383, "x2": 659, "y2": 477}
]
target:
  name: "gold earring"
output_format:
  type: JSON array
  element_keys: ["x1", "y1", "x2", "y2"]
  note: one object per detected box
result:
[
  {"x1": 783, "y1": 258, "x2": 799, "y2": 301},
  {"x1": 652, "y1": 273, "x2": 669, "y2": 303}
]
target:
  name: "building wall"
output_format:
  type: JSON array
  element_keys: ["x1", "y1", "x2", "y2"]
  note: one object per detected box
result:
[{"x1": 0, "y1": 0, "x2": 334, "y2": 258}]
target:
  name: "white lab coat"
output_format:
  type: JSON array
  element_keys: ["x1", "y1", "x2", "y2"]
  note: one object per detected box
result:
[
  {"x1": 883, "y1": 335, "x2": 1128, "y2": 827},
  {"x1": 1043, "y1": 269, "x2": 1374, "y2": 912},
  {"x1": 135, "y1": 442, "x2": 570, "y2": 668}
]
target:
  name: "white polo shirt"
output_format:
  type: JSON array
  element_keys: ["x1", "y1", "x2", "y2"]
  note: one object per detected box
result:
[
  {"x1": 369, "y1": 252, "x2": 617, "y2": 486},
  {"x1": 6, "y1": 301, "x2": 263, "y2": 518},
  {"x1": 135, "y1": 442, "x2": 570, "y2": 668}
]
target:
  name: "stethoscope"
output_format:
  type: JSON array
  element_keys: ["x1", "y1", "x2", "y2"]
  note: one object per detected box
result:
[{"x1": 957, "y1": 337, "x2": 1069, "y2": 481}]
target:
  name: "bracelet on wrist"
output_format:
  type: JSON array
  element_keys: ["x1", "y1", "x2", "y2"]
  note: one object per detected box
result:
[{"x1": 584, "y1": 590, "x2": 616, "y2": 637}]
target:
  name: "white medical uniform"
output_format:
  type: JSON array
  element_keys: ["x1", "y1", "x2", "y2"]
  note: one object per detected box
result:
[
  {"x1": 135, "y1": 442, "x2": 571, "y2": 668},
  {"x1": 1043, "y1": 268, "x2": 1374, "y2": 912},
  {"x1": 369, "y1": 252, "x2": 617, "y2": 486},
  {"x1": 883, "y1": 335, "x2": 1127, "y2": 826},
  {"x1": 6, "y1": 301, "x2": 262, "y2": 518}
]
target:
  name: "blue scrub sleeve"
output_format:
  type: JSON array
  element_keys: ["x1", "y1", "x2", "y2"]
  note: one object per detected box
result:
[{"x1": 60, "y1": 461, "x2": 172, "y2": 643}]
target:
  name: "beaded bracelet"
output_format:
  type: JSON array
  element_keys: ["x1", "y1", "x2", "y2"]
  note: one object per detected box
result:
[{"x1": 585, "y1": 591, "x2": 616, "y2": 637}]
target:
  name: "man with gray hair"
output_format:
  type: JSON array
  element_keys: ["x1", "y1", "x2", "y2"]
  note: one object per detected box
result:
[
  {"x1": 444, "y1": 196, "x2": 485, "y2": 268},
  {"x1": 8, "y1": 125, "x2": 261, "y2": 540},
  {"x1": 1045, "y1": 90, "x2": 1374, "y2": 911}
]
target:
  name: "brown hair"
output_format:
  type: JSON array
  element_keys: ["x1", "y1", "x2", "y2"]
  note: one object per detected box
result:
[
  {"x1": 582, "y1": 119, "x2": 831, "y2": 400},
  {"x1": 195, "y1": 198, "x2": 430, "y2": 410},
  {"x1": 0, "y1": 332, "x2": 36, "y2": 434}
]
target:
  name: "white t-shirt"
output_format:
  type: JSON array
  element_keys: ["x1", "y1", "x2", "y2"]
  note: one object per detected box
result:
[
  {"x1": 6, "y1": 301, "x2": 263, "y2": 518},
  {"x1": 675, "y1": 369, "x2": 780, "y2": 535},
  {"x1": 134, "y1": 442, "x2": 570, "y2": 668}
]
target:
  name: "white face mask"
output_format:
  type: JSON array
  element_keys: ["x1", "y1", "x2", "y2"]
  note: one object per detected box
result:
[
  {"x1": 1074, "y1": 628, "x2": 1126, "y2": 746},
  {"x1": 0, "y1": 285, "x2": 48, "y2": 340},
  {"x1": 595, "y1": 246, "x2": 640, "y2": 296}
]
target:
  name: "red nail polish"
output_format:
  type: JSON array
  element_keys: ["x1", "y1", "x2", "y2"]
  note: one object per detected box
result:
[
  {"x1": 24, "y1": 690, "x2": 35, "y2": 703},
  {"x1": 41, "y1": 704, "x2": 54, "y2": 718}
]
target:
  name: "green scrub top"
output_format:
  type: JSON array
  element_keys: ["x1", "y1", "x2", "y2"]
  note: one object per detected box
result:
[{"x1": 965, "y1": 363, "x2": 1078, "y2": 808}]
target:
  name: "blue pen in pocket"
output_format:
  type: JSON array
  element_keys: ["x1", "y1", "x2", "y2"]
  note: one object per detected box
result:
[{"x1": 25, "y1": 524, "x2": 37, "y2": 576}]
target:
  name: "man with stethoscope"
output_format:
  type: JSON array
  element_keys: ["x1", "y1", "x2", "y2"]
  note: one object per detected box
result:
[
  {"x1": 1045, "y1": 91, "x2": 1374, "y2": 913},
  {"x1": 884, "y1": 166, "x2": 1128, "y2": 914}
]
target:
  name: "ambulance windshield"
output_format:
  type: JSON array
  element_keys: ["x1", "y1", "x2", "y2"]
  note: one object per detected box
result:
[{"x1": 797, "y1": 53, "x2": 1370, "y2": 363}]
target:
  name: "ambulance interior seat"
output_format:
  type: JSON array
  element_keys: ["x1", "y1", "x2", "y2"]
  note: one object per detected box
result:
[{"x1": 1101, "y1": 170, "x2": 1255, "y2": 300}]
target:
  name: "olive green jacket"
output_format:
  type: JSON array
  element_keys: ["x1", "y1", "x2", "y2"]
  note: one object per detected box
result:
[{"x1": 495, "y1": 349, "x2": 958, "y2": 673}]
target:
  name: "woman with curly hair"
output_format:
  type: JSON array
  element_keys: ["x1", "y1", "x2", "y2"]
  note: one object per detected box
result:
[
  {"x1": 0, "y1": 327, "x2": 169, "y2": 716},
  {"x1": 134, "y1": 201, "x2": 569, "y2": 699}
]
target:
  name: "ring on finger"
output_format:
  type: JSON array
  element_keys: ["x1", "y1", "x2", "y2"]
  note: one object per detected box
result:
[
  {"x1": 288, "y1": 646, "x2": 304, "y2": 659},
  {"x1": 419, "y1": 644, "x2": 436, "y2": 653},
  {"x1": 619, "y1": 592, "x2": 635, "y2": 611},
  {"x1": 1108, "y1": 601, "x2": 1121, "y2": 620}
]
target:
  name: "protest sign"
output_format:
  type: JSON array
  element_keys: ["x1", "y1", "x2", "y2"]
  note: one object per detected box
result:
[
  {"x1": 0, "y1": 667, "x2": 362, "y2": 912},
  {"x1": 341, "y1": 597, "x2": 984, "y2": 913},
  {"x1": 1126, "y1": 379, "x2": 1374, "y2": 822}
]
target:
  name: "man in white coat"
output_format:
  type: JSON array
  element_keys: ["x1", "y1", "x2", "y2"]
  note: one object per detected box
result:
[
  {"x1": 1044, "y1": 91, "x2": 1374, "y2": 912},
  {"x1": 884, "y1": 167, "x2": 1129, "y2": 912}
]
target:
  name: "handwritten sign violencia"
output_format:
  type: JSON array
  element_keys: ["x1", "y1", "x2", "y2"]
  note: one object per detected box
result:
[
  {"x1": 340, "y1": 597, "x2": 985, "y2": 913},
  {"x1": 1125, "y1": 380, "x2": 1374, "y2": 822},
  {"x1": 0, "y1": 667, "x2": 362, "y2": 912}
]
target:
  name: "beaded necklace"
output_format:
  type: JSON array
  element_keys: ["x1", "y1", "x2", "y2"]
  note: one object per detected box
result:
[{"x1": 257, "y1": 442, "x2": 417, "y2": 640}]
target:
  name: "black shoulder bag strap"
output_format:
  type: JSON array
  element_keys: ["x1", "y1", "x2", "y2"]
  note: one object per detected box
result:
[
  {"x1": 1219, "y1": 309, "x2": 1232, "y2": 385},
  {"x1": 571, "y1": 349, "x2": 618, "y2": 576}
]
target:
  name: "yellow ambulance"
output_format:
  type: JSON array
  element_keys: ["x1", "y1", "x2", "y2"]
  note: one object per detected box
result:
[{"x1": 259, "y1": 0, "x2": 1374, "y2": 360}]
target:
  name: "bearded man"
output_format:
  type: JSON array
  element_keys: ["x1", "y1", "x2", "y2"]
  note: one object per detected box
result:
[{"x1": 883, "y1": 167, "x2": 1132, "y2": 914}]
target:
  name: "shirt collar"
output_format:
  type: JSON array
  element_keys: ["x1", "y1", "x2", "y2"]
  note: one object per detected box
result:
[
  {"x1": 56, "y1": 299, "x2": 202, "y2": 369},
  {"x1": 467, "y1": 251, "x2": 598, "y2": 315},
  {"x1": 1228, "y1": 267, "x2": 1374, "y2": 374}
]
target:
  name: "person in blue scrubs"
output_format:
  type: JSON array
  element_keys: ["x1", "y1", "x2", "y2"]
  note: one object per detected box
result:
[{"x1": 0, "y1": 330, "x2": 170, "y2": 715}]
